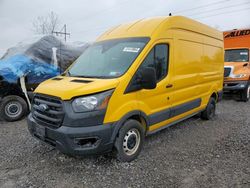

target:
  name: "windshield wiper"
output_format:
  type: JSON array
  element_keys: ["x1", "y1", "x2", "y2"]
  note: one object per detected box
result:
[
  {"x1": 64, "y1": 71, "x2": 71, "y2": 76},
  {"x1": 65, "y1": 71, "x2": 89, "y2": 78}
]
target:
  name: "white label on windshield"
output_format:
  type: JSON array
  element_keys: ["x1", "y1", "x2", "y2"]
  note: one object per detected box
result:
[
  {"x1": 109, "y1": 72, "x2": 120, "y2": 76},
  {"x1": 240, "y1": 52, "x2": 248, "y2": 55},
  {"x1": 123, "y1": 47, "x2": 140, "y2": 53}
]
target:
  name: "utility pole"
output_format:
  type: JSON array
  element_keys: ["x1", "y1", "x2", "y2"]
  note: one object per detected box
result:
[
  {"x1": 52, "y1": 24, "x2": 70, "y2": 42},
  {"x1": 51, "y1": 24, "x2": 70, "y2": 70}
]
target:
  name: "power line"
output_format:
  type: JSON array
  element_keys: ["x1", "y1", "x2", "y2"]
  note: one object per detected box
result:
[
  {"x1": 75, "y1": 0, "x2": 131, "y2": 28},
  {"x1": 73, "y1": 0, "x2": 249, "y2": 36},
  {"x1": 195, "y1": 6, "x2": 250, "y2": 19},
  {"x1": 173, "y1": 0, "x2": 231, "y2": 14},
  {"x1": 73, "y1": 25, "x2": 112, "y2": 35},
  {"x1": 74, "y1": 0, "x2": 231, "y2": 36},
  {"x1": 188, "y1": 1, "x2": 250, "y2": 17},
  {"x1": 75, "y1": 4, "x2": 248, "y2": 36}
]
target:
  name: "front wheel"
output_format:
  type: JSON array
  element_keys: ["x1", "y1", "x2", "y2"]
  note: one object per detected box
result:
[
  {"x1": 240, "y1": 84, "x2": 250, "y2": 102},
  {"x1": 0, "y1": 95, "x2": 28, "y2": 122},
  {"x1": 114, "y1": 119, "x2": 145, "y2": 162}
]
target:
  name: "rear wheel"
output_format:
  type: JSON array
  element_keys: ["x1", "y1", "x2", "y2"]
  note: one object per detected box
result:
[
  {"x1": 201, "y1": 97, "x2": 216, "y2": 120},
  {"x1": 240, "y1": 84, "x2": 250, "y2": 102},
  {"x1": 0, "y1": 95, "x2": 28, "y2": 122},
  {"x1": 114, "y1": 119, "x2": 145, "y2": 162}
]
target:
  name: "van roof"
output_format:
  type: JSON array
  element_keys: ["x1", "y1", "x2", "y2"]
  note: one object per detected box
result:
[{"x1": 96, "y1": 16, "x2": 222, "y2": 41}]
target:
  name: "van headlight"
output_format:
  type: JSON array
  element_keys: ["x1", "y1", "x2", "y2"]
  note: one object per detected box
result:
[
  {"x1": 72, "y1": 89, "x2": 114, "y2": 112},
  {"x1": 233, "y1": 74, "x2": 247, "y2": 78}
]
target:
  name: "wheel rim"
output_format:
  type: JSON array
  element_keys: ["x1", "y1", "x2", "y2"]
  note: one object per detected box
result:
[
  {"x1": 123, "y1": 128, "x2": 141, "y2": 156},
  {"x1": 247, "y1": 86, "x2": 250, "y2": 99},
  {"x1": 4, "y1": 101, "x2": 22, "y2": 118}
]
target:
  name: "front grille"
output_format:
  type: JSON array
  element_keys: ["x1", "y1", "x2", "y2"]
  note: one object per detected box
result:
[
  {"x1": 224, "y1": 67, "x2": 231, "y2": 77},
  {"x1": 32, "y1": 94, "x2": 64, "y2": 128}
]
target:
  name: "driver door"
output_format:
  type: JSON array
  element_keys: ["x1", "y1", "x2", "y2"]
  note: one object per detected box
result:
[{"x1": 136, "y1": 39, "x2": 173, "y2": 130}]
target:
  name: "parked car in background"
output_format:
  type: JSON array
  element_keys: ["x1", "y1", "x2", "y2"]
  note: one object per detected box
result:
[
  {"x1": 223, "y1": 28, "x2": 250, "y2": 101},
  {"x1": 27, "y1": 16, "x2": 224, "y2": 162},
  {"x1": 0, "y1": 35, "x2": 88, "y2": 121}
]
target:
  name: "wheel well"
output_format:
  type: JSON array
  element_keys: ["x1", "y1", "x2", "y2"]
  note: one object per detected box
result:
[
  {"x1": 2, "y1": 94, "x2": 28, "y2": 106},
  {"x1": 7, "y1": 93, "x2": 26, "y2": 100},
  {"x1": 1, "y1": 82, "x2": 27, "y2": 103},
  {"x1": 128, "y1": 115, "x2": 147, "y2": 130},
  {"x1": 112, "y1": 114, "x2": 148, "y2": 141}
]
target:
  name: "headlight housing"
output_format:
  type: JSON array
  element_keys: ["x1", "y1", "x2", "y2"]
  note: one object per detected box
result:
[
  {"x1": 233, "y1": 74, "x2": 247, "y2": 78},
  {"x1": 72, "y1": 89, "x2": 114, "y2": 113}
]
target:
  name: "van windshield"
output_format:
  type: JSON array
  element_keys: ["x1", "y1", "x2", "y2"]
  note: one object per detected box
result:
[
  {"x1": 67, "y1": 37, "x2": 150, "y2": 78},
  {"x1": 225, "y1": 49, "x2": 249, "y2": 62}
]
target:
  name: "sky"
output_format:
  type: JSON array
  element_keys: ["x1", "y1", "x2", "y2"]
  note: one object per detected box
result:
[{"x1": 0, "y1": 0, "x2": 250, "y2": 56}]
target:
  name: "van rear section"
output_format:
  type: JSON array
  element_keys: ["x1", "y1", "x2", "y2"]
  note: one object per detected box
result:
[{"x1": 223, "y1": 29, "x2": 250, "y2": 101}]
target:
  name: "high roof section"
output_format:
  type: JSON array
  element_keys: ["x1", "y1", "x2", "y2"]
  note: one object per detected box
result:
[{"x1": 96, "y1": 16, "x2": 222, "y2": 42}]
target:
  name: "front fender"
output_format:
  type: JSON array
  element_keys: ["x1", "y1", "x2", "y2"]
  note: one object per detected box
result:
[{"x1": 110, "y1": 110, "x2": 149, "y2": 143}]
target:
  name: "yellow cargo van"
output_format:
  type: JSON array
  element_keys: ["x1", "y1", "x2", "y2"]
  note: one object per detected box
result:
[{"x1": 27, "y1": 16, "x2": 224, "y2": 162}]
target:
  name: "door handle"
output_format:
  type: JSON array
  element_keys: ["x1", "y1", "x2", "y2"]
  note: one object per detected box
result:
[{"x1": 166, "y1": 84, "x2": 173, "y2": 88}]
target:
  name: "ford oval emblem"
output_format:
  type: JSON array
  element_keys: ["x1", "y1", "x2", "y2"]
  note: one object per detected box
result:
[{"x1": 38, "y1": 104, "x2": 49, "y2": 112}]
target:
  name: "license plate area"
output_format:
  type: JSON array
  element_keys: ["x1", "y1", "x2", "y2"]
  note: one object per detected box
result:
[{"x1": 35, "y1": 125, "x2": 46, "y2": 138}]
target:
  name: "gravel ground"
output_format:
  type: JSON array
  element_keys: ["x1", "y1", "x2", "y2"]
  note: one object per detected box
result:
[{"x1": 0, "y1": 99, "x2": 249, "y2": 188}]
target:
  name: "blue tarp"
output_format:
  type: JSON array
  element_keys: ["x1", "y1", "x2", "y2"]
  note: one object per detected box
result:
[
  {"x1": 0, "y1": 54, "x2": 60, "y2": 83},
  {"x1": 0, "y1": 35, "x2": 88, "y2": 88}
]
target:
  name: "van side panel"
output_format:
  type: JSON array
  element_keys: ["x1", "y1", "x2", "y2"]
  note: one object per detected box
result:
[
  {"x1": 149, "y1": 31, "x2": 206, "y2": 132},
  {"x1": 172, "y1": 30, "x2": 204, "y2": 108},
  {"x1": 149, "y1": 30, "x2": 223, "y2": 132},
  {"x1": 199, "y1": 39, "x2": 224, "y2": 103}
]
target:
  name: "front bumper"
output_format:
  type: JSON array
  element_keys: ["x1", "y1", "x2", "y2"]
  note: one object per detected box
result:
[
  {"x1": 223, "y1": 81, "x2": 248, "y2": 91},
  {"x1": 27, "y1": 114, "x2": 115, "y2": 155}
]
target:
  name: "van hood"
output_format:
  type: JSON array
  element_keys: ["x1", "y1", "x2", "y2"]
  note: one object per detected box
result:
[{"x1": 35, "y1": 76, "x2": 119, "y2": 100}]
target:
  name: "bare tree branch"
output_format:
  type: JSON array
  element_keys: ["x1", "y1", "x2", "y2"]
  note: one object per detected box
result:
[{"x1": 32, "y1": 12, "x2": 60, "y2": 35}]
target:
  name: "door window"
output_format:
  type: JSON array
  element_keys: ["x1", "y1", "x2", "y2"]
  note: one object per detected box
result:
[
  {"x1": 125, "y1": 44, "x2": 169, "y2": 93},
  {"x1": 140, "y1": 44, "x2": 169, "y2": 81}
]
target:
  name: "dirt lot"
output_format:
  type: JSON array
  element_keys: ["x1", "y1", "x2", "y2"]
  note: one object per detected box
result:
[{"x1": 0, "y1": 99, "x2": 249, "y2": 188}]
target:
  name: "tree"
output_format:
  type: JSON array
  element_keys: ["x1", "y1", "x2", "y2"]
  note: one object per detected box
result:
[{"x1": 32, "y1": 12, "x2": 60, "y2": 35}]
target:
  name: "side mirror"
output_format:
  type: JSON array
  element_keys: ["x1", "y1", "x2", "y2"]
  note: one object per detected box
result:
[{"x1": 140, "y1": 67, "x2": 157, "y2": 89}]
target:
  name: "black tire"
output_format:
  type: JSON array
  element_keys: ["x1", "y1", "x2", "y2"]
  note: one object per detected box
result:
[
  {"x1": 114, "y1": 119, "x2": 145, "y2": 162},
  {"x1": 201, "y1": 97, "x2": 216, "y2": 120},
  {"x1": 240, "y1": 84, "x2": 250, "y2": 102},
  {"x1": 0, "y1": 95, "x2": 28, "y2": 122}
]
